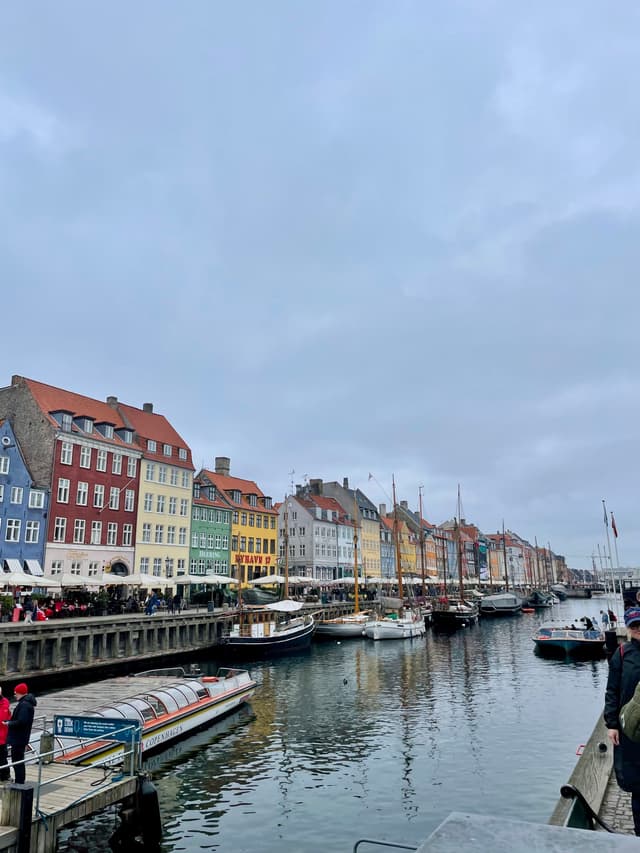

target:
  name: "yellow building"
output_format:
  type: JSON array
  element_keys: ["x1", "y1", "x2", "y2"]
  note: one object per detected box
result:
[
  {"x1": 198, "y1": 457, "x2": 278, "y2": 583},
  {"x1": 116, "y1": 401, "x2": 194, "y2": 595}
]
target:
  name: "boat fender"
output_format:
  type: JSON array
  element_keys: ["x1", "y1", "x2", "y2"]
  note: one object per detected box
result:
[
  {"x1": 137, "y1": 776, "x2": 163, "y2": 844},
  {"x1": 201, "y1": 676, "x2": 219, "y2": 682}
]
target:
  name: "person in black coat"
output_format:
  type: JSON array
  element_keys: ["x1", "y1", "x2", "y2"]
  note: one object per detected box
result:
[
  {"x1": 4, "y1": 683, "x2": 37, "y2": 784},
  {"x1": 605, "y1": 607, "x2": 640, "y2": 835}
]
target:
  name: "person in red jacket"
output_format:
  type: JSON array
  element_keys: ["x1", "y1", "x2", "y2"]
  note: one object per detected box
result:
[{"x1": 0, "y1": 688, "x2": 11, "y2": 782}]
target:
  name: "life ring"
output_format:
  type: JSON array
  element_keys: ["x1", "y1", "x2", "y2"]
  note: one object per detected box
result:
[{"x1": 201, "y1": 676, "x2": 219, "y2": 682}]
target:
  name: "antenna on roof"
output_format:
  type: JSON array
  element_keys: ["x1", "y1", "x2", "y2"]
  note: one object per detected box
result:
[{"x1": 288, "y1": 469, "x2": 295, "y2": 496}]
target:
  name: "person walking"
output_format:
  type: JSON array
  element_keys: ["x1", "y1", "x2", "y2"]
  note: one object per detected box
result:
[
  {"x1": 601, "y1": 610, "x2": 609, "y2": 628},
  {"x1": 605, "y1": 607, "x2": 640, "y2": 835},
  {"x1": 22, "y1": 597, "x2": 34, "y2": 624},
  {"x1": 4, "y1": 683, "x2": 36, "y2": 784},
  {"x1": 0, "y1": 688, "x2": 11, "y2": 782}
]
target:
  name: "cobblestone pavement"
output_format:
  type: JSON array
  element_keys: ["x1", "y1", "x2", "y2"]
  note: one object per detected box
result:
[{"x1": 599, "y1": 773, "x2": 635, "y2": 835}]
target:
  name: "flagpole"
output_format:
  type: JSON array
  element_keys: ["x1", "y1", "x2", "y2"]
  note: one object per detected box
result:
[
  {"x1": 603, "y1": 499, "x2": 618, "y2": 617},
  {"x1": 611, "y1": 512, "x2": 621, "y2": 571}
]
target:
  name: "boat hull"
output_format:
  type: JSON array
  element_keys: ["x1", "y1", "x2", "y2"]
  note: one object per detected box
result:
[
  {"x1": 315, "y1": 616, "x2": 372, "y2": 639},
  {"x1": 533, "y1": 627, "x2": 605, "y2": 658},
  {"x1": 363, "y1": 616, "x2": 425, "y2": 640},
  {"x1": 219, "y1": 615, "x2": 315, "y2": 657}
]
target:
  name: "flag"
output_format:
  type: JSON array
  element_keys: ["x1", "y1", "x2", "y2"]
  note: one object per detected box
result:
[
  {"x1": 368, "y1": 473, "x2": 373, "y2": 481},
  {"x1": 612, "y1": 513, "x2": 619, "y2": 538}
]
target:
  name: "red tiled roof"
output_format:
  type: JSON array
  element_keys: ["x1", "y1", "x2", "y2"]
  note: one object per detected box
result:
[
  {"x1": 381, "y1": 517, "x2": 394, "y2": 531},
  {"x1": 199, "y1": 469, "x2": 277, "y2": 514},
  {"x1": 24, "y1": 377, "x2": 126, "y2": 430},
  {"x1": 116, "y1": 402, "x2": 193, "y2": 469}
]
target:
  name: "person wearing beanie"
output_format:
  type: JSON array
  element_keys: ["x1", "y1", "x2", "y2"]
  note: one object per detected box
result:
[
  {"x1": 0, "y1": 688, "x2": 11, "y2": 782},
  {"x1": 605, "y1": 607, "x2": 640, "y2": 834},
  {"x1": 4, "y1": 683, "x2": 36, "y2": 784}
]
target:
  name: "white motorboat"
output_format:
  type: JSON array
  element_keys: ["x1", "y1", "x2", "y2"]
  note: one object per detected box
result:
[
  {"x1": 315, "y1": 612, "x2": 374, "y2": 639},
  {"x1": 363, "y1": 611, "x2": 426, "y2": 640}
]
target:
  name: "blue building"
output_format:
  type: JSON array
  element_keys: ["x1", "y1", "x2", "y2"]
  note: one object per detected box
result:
[{"x1": 0, "y1": 419, "x2": 48, "y2": 574}]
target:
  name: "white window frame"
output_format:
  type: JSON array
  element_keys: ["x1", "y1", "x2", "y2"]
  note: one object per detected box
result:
[
  {"x1": 0, "y1": 457, "x2": 9, "y2": 475},
  {"x1": 96, "y1": 449, "x2": 107, "y2": 472},
  {"x1": 144, "y1": 493, "x2": 153, "y2": 512},
  {"x1": 122, "y1": 524, "x2": 133, "y2": 546},
  {"x1": 73, "y1": 518, "x2": 85, "y2": 544},
  {"x1": 5, "y1": 518, "x2": 20, "y2": 542},
  {"x1": 124, "y1": 489, "x2": 135, "y2": 512},
  {"x1": 25, "y1": 520, "x2": 40, "y2": 544},
  {"x1": 53, "y1": 517, "x2": 66, "y2": 542},
  {"x1": 163, "y1": 444, "x2": 172, "y2": 457},
  {"x1": 28, "y1": 490, "x2": 45, "y2": 509},
  {"x1": 90, "y1": 521, "x2": 102, "y2": 545},
  {"x1": 107, "y1": 522, "x2": 117, "y2": 546},
  {"x1": 127, "y1": 457, "x2": 137, "y2": 478},
  {"x1": 93, "y1": 484, "x2": 104, "y2": 508},
  {"x1": 79, "y1": 446, "x2": 91, "y2": 468},
  {"x1": 112, "y1": 454, "x2": 122, "y2": 475},
  {"x1": 60, "y1": 442, "x2": 73, "y2": 465},
  {"x1": 76, "y1": 482, "x2": 88, "y2": 505},
  {"x1": 109, "y1": 487, "x2": 120, "y2": 511},
  {"x1": 147, "y1": 440, "x2": 157, "y2": 453},
  {"x1": 10, "y1": 486, "x2": 24, "y2": 504}
]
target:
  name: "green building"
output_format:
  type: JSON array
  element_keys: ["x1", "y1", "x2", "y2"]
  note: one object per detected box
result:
[{"x1": 189, "y1": 478, "x2": 232, "y2": 576}]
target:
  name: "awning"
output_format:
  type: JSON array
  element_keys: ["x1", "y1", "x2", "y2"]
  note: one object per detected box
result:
[
  {"x1": 3, "y1": 559, "x2": 22, "y2": 574},
  {"x1": 24, "y1": 560, "x2": 44, "y2": 576},
  {"x1": 58, "y1": 572, "x2": 101, "y2": 588},
  {"x1": 175, "y1": 574, "x2": 236, "y2": 586}
]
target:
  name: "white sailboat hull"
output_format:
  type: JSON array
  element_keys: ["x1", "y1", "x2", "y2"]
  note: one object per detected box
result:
[
  {"x1": 315, "y1": 614, "x2": 373, "y2": 639},
  {"x1": 364, "y1": 615, "x2": 426, "y2": 640}
]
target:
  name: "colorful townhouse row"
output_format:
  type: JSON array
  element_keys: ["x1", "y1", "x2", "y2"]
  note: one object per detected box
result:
[{"x1": 0, "y1": 374, "x2": 566, "y2": 596}]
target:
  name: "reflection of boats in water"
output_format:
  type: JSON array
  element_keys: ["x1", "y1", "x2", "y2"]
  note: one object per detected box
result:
[
  {"x1": 29, "y1": 667, "x2": 256, "y2": 765},
  {"x1": 532, "y1": 625, "x2": 605, "y2": 657}
]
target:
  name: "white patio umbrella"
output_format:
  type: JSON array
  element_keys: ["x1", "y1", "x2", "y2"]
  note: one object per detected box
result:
[
  {"x1": 106, "y1": 573, "x2": 161, "y2": 587},
  {"x1": 1, "y1": 572, "x2": 61, "y2": 589},
  {"x1": 176, "y1": 574, "x2": 236, "y2": 585},
  {"x1": 248, "y1": 574, "x2": 286, "y2": 585},
  {"x1": 58, "y1": 572, "x2": 101, "y2": 588}
]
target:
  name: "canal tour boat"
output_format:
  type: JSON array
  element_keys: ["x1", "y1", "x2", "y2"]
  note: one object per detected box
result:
[
  {"x1": 218, "y1": 599, "x2": 315, "y2": 657},
  {"x1": 532, "y1": 624, "x2": 606, "y2": 657},
  {"x1": 28, "y1": 667, "x2": 257, "y2": 766}
]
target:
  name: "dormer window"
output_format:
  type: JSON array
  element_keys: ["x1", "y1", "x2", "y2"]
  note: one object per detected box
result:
[
  {"x1": 178, "y1": 448, "x2": 187, "y2": 461},
  {"x1": 122, "y1": 430, "x2": 132, "y2": 443},
  {"x1": 233, "y1": 490, "x2": 241, "y2": 503},
  {"x1": 84, "y1": 418, "x2": 93, "y2": 434},
  {"x1": 163, "y1": 444, "x2": 172, "y2": 457},
  {"x1": 264, "y1": 497, "x2": 272, "y2": 510},
  {"x1": 249, "y1": 494, "x2": 257, "y2": 507},
  {"x1": 208, "y1": 486, "x2": 215, "y2": 501},
  {"x1": 193, "y1": 483, "x2": 201, "y2": 498},
  {"x1": 147, "y1": 440, "x2": 157, "y2": 452},
  {"x1": 61, "y1": 413, "x2": 72, "y2": 432},
  {"x1": 104, "y1": 424, "x2": 114, "y2": 439}
]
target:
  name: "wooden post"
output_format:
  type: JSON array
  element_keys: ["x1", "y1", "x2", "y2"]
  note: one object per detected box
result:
[{"x1": 1, "y1": 784, "x2": 34, "y2": 853}]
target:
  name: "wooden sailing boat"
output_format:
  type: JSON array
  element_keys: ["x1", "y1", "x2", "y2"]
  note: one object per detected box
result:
[
  {"x1": 315, "y1": 491, "x2": 374, "y2": 639},
  {"x1": 363, "y1": 477, "x2": 425, "y2": 640},
  {"x1": 431, "y1": 485, "x2": 479, "y2": 630}
]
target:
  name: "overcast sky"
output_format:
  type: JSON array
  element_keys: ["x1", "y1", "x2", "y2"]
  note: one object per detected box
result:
[{"x1": 1, "y1": 2, "x2": 638, "y2": 571}]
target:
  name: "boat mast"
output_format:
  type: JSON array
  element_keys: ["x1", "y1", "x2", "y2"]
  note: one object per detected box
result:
[
  {"x1": 283, "y1": 496, "x2": 290, "y2": 600},
  {"x1": 392, "y1": 476, "x2": 404, "y2": 605},
  {"x1": 352, "y1": 492, "x2": 360, "y2": 614},
  {"x1": 502, "y1": 520, "x2": 509, "y2": 592},
  {"x1": 418, "y1": 485, "x2": 426, "y2": 599},
  {"x1": 534, "y1": 536, "x2": 541, "y2": 589},
  {"x1": 457, "y1": 484, "x2": 464, "y2": 600}
]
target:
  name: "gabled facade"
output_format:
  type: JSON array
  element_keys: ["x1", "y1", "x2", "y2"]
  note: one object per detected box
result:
[
  {"x1": 190, "y1": 479, "x2": 232, "y2": 575},
  {"x1": 309, "y1": 478, "x2": 381, "y2": 577},
  {"x1": 0, "y1": 376, "x2": 144, "y2": 583},
  {"x1": 379, "y1": 516, "x2": 395, "y2": 579},
  {"x1": 198, "y1": 458, "x2": 278, "y2": 582},
  {"x1": 284, "y1": 488, "x2": 355, "y2": 580},
  {"x1": 0, "y1": 419, "x2": 48, "y2": 572}
]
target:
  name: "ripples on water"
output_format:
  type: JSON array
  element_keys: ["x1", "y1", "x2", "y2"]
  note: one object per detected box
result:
[{"x1": 58, "y1": 600, "x2": 612, "y2": 852}]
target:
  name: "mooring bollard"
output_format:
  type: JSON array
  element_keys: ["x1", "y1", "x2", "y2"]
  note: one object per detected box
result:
[
  {"x1": 39, "y1": 731, "x2": 54, "y2": 764},
  {"x1": 1, "y1": 784, "x2": 34, "y2": 853}
]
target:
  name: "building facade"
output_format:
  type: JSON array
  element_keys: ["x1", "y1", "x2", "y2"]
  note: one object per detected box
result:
[{"x1": 190, "y1": 479, "x2": 232, "y2": 576}]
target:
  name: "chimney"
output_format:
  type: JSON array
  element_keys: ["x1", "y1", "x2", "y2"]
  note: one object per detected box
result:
[
  {"x1": 11, "y1": 375, "x2": 22, "y2": 387},
  {"x1": 215, "y1": 456, "x2": 231, "y2": 476},
  {"x1": 106, "y1": 396, "x2": 118, "y2": 407},
  {"x1": 309, "y1": 478, "x2": 322, "y2": 495},
  {"x1": 400, "y1": 500, "x2": 408, "y2": 510},
  {"x1": 343, "y1": 477, "x2": 349, "y2": 489},
  {"x1": 379, "y1": 503, "x2": 387, "y2": 517},
  {"x1": 142, "y1": 403, "x2": 153, "y2": 413}
]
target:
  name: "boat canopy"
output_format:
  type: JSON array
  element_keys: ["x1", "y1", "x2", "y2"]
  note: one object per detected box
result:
[{"x1": 263, "y1": 599, "x2": 303, "y2": 613}]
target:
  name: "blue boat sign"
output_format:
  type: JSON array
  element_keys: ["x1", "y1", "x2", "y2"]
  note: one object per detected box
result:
[{"x1": 53, "y1": 715, "x2": 142, "y2": 743}]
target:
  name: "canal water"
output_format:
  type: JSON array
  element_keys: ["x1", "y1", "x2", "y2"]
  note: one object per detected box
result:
[{"x1": 58, "y1": 598, "x2": 616, "y2": 852}]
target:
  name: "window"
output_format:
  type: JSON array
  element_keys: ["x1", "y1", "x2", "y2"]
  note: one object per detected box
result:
[
  {"x1": 263, "y1": 515, "x2": 269, "y2": 527},
  {"x1": 10, "y1": 486, "x2": 24, "y2": 504},
  {"x1": 147, "y1": 439, "x2": 157, "y2": 453},
  {"x1": 249, "y1": 514, "x2": 255, "y2": 526},
  {"x1": 96, "y1": 449, "x2": 107, "y2": 472},
  {"x1": 222, "y1": 535, "x2": 229, "y2": 549},
  {"x1": 61, "y1": 413, "x2": 72, "y2": 432},
  {"x1": 232, "y1": 535, "x2": 238, "y2": 551},
  {"x1": 109, "y1": 487, "x2": 120, "y2": 510},
  {"x1": 88, "y1": 562, "x2": 99, "y2": 576},
  {"x1": 163, "y1": 444, "x2": 172, "y2": 457},
  {"x1": 112, "y1": 454, "x2": 122, "y2": 475},
  {"x1": 241, "y1": 513, "x2": 247, "y2": 525},
  {"x1": 0, "y1": 457, "x2": 9, "y2": 474},
  {"x1": 192, "y1": 532, "x2": 198, "y2": 548},
  {"x1": 140, "y1": 557, "x2": 149, "y2": 574},
  {"x1": 29, "y1": 490, "x2": 45, "y2": 509},
  {"x1": 256, "y1": 515, "x2": 262, "y2": 528},
  {"x1": 170, "y1": 468, "x2": 178, "y2": 486},
  {"x1": 127, "y1": 456, "x2": 137, "y2": 478},
  {"x1": 299, "y1": 526, "x2": 306, "y2": 536},
  {"x1": 154, "y1": 525, "x2": 163, "y2": 544},
  {"x1": 80, "y1": 446, "x2": 91, "y2": 468},
  {"x1": 179, "y1": 527, "x2": 187, "y2": 545},
  {"x1": 153, "y1": 558, "x2": 162, "y2": 576},
  {"x1": 50, "y1": 560, "x2": 63, "y2": 575},
  {"x1": 255, "y1": 538, "x2": 261, "y2": 553},
  {"x1": 144, "y1": 492, "x2": 154, "y2": 512},
  {"x1": 107, "y1": 523, "x2": 117, "y2": 546},
  {"x1": 142, "y1": 523, "x2": 151, "y2": 543},
  {"x1": 300, "y1": 543, "x2": 306, "y2": 556},
  {"x1": 192, "y1": 506, "x2": 199, "y2": 521},
  {"x1": 83, "y1": 418, "x2": 93, "y2": 433},
  {"x1": 56, "y1": 480, "x2": 69, "y2": 504},
  {"x1": 249, "y1": 494, "x2": 257, "y2": 507},
  {"x1": 4, "y1": 518, "x2": 20, "y2": 541},
  {"x1": 270, "y1": 517, "x2": 276, "y2": 529},
  {"x1": 240, "y1": 536, "x2": 246, "y2": 552},
  {"x1": 73, "y1": 519, "x2": 85, "y2": 544},
  {"x1": 167, "y1": 525, "x2": 175, "y2": 544},
  {"x1": 169, "y1": 497, "x2": 177, "y2": 514},
  {"x1": 122, "y1": 524, "x2": 133, "y2": 546},
  {"x1": 182, "y1": 471, "x2": 190, "y2": 488},
  {"x1": 60, "y1": 442, "x2": 73, "y2": 465},
  {"x1": 93, "y1": 484, "x2": 104, "y2": 508},
  {"x1": 180, "y1": 499, "x2": 188, "y2": 516},
  {"x1": 179, "y1": 448, "x2": 187, "y2": 460},
  {"x1": 158, "y1": 466, "x2": 167, "y2": 484},
  {"x1": 25, "y1": 521, "x2": 40, "y2": 544},
  {"x1": 76, "y1": 482, "x2": 88, "y2": 505},
  {"x1": 91, "y1": 521, "x2": 102, "y2": 544},
  {"x1": 199, "y1": 532, "x2": 207, "y2": 548},
  {"x1": 156, "y1": 495, "x2": 165, "y2": 513},
  {"x1": 248, "y1": 537, "x2": 254, "y2": 553},
  {"x1": 232, "y1": 511, "x2": 239, "y2": 524},
  {"x1": 53, "y1": 517, "x2": 66, "y2": 542},
  {"x1": 124, "y1": 489, "x2": 135, "y2": 512},
  {"x1": 103, "y1": 424, "x2": 114, "y2": 439},
  {"x1": 145, "y1": 463, "x2": 155, "y2": 481}
]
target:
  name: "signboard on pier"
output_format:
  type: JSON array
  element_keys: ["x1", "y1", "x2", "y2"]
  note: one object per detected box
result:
[{"x1": 53, "y1": 715, "x2": 142, "y2": 743}]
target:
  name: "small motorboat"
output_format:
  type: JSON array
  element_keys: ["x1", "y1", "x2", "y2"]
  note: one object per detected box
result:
[
  {"x1": 479, "y1": 592, "x2": 523, "y2": 617},
  {"x1": 532, "y1": 624, "x2": 606, "y2": 657}
]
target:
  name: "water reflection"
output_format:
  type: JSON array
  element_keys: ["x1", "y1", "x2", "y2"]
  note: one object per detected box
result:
[{"x1": 57, "y1": 600, "x2": 611, "y2": 853}]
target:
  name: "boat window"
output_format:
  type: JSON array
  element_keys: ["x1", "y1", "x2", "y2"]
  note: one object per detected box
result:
[
  {"x1": 142, "y1": 693, "x2": 170, "y2": 716},
  {"x1": 194, "y1": 686, "x2": 208, "y2": 700},
  {"x1": 98, "y1": 702, "x2": 145, "y2": 723},
  {"x1": 126, "y1": 698, "x2": 157, "y2": 722},
  {"x1": 171, "y1": 683, "x2": 200, "y2": 705},
  {"x1": 147, "y1": 690, "x2": 179, "y2": 713}
]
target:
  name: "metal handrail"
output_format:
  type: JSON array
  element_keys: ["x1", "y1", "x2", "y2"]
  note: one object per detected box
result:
[
  {"x1": 560, "y1": 784, "x2": 615, "y2": 832},
  {"x1": 353, "y1": 840, "x2": 417, "y2": 852}
]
